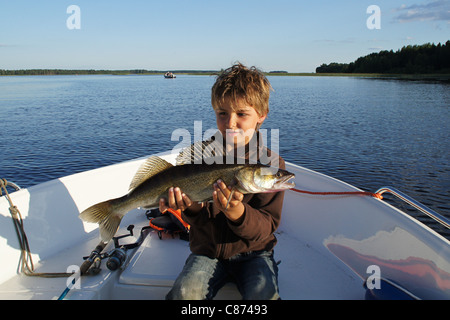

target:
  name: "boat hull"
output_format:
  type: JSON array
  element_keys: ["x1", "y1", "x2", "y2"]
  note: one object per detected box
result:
[{"x1": 1, "y1": 151, "x2": 449, "y2": 299}]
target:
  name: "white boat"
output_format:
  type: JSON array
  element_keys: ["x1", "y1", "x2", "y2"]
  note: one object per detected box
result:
[
  {"x1": 0, "y1": 150, "x2": 449, "y2": 300},
  {"x1": 164, "y1": 72, "x2": 176, "y2": 79}
]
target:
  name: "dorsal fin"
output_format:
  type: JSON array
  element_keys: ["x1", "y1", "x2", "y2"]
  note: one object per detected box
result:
[
  {"x1": 176, "y1": 134, "x2": 225, "y2": 165},
  {"x1": 129, "y1": 156, "x2": 173, "y2": 191}
]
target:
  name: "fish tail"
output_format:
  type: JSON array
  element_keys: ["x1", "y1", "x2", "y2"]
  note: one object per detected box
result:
[{"x1": 79, "y1": 197, "x2": 127, "y2": 242}]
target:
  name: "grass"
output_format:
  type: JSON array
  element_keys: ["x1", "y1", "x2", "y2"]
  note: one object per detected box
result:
[{"x1": 263, "y1": 72, "x2": 450, "y2": 81}]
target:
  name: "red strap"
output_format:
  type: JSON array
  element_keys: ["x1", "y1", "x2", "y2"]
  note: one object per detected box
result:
[
  {"x1": 166, "y1": 208, "x2": 190, "y2": 230},
  {"x1": 291, "y1": 188, "x2": 383, "y2": 200},
  {"x1": 148, "y1": 218, "x2": 164, "y2": 231}
]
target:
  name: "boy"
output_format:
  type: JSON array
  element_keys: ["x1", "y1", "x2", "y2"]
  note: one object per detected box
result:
[{"x1": 161, "y1": 63, "x2": 285, "y2": 300}]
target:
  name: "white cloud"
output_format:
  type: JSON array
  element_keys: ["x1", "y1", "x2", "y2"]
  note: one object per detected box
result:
[{"x1": 393, "y1": 0, "x2": 450, "y2": 22}]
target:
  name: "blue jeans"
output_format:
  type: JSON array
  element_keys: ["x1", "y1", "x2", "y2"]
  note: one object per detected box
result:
[{"x1": 166, "y1": 250, "x2": 280, "y2": 300}]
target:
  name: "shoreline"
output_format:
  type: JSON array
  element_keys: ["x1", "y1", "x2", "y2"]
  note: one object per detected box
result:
[
  {"x1": 1, "y1": 71, "x2": 449, "y2": 82},
  {"x1": 269, "y1": 73, "x2": 450, "y2": 82}
]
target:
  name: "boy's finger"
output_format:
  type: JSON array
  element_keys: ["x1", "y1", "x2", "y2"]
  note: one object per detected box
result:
[
  {"x1": 215, "y1": 180, "x2": 231, "y2": 199},
  {"x1": 174, "y1": 187, "x2": 186, "y2": 210},
  {"x1": 182, "y1": 193, "x2": 192, "y2": 207},
  {"x1": 233, "y1": 190, "x2": 244, "y2": 202},
  {"x1": 159, "y1": 198, "x2": 168, "y2": 212},
  {"x1": 168, "y1": 187, "x2": 177, "y2": 209}
]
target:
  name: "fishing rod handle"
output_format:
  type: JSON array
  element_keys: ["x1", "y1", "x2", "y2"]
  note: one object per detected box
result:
[{"x1": 80, "y1": 241, "x2": 107, "y2": 275}]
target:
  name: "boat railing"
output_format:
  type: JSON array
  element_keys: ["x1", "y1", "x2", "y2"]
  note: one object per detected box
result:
[
  {"x1": 0, "y1": 179, "x2": 21, "y2": 192},
  {"x1": 375, "y1": 186, "x2": 450, "y2": 229}
]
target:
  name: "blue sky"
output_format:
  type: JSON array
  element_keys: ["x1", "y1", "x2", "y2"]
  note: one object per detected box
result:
[{"x1": 1, "y1": 0, "x2": 449, "y2": 72}]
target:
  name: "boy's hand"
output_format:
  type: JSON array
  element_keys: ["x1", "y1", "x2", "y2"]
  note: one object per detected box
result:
[
  {"x1": 213, "y1": 179, "x2": 245, "y2": 222},
  {"x1": 159, "y1": 187, "x2": 203, "y2": 213}
]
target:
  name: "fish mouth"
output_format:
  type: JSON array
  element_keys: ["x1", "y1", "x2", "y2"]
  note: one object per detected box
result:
[{"x1": 274, "y1": 174, "x2": 295, "y2": 190}]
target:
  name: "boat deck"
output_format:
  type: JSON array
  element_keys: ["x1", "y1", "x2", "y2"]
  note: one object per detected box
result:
[
  {"x1": 114, "y1": 218, "x2": 365, "y2": 300},
  {"x1": 0, "y1": 212, "x2": 365, "y2": 300}
]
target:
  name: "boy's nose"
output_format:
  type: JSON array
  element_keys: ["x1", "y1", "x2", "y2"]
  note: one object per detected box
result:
[{"x1": 227, "y1": 114, "x2": 237, "y2": 128}]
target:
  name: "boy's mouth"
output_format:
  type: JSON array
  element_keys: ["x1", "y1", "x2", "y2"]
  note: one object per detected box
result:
[{"x1": 225, "y1": 129, "x2": 242, "y2": 137}]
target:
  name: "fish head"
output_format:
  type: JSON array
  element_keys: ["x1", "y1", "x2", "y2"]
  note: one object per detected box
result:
[{"x1": 235, "y1": 165, "x2": 295, "y2": 193}]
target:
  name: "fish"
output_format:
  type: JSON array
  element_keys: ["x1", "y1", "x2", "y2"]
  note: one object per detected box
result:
[{"x1": 79, "y1": 154, "x2": 295, "y2": 242}]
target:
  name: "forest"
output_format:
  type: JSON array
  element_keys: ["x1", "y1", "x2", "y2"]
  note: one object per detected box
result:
[
  {"x1": 316, "y1": 41, "x2": 450, "y2": 74},
  {"x1": 2, "y1": 41, "x2": 449, "y2": 76}
]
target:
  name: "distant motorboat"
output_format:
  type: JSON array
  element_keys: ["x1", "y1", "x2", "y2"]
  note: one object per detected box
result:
[{"x1": 164, "y1": 72, "x2": 176, "y2": 79}]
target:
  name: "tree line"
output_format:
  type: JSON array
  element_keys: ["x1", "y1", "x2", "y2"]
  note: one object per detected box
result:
[
  {"x1": 0, "y1": 69, "x2": 217, "y2": 76},
  {"x1": 0, "y1": 69, "x2": 157, "y2": 76},
  {"x1": 316, "y1": 41, "x2": 450, "y2": 74}
]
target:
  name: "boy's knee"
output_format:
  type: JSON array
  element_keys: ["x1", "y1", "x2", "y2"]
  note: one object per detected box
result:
[
  {"x1": 244, "y1": 291, "x2": 280, "y2": 300},
  {"x1": 166, "y1": 271, "x2": 211, "y2": 300},
  {"x1": 242, "y1": 282, "x2": 280, "y2": 300},
  {"x1": 166, "y1": 285, "x2": 206, "y2": 300}
]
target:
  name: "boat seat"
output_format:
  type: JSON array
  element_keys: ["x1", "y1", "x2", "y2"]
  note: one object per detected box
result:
[{"x1": 116, "y1": 230, "x2": 240, "y2": 299}]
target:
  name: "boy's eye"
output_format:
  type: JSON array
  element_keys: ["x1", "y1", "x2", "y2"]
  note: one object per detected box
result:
[{"x1": 216, "y1": 110, "x2": 249, "y2": 117}]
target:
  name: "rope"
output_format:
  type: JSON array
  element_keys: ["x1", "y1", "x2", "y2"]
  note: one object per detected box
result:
[
  {"x1": 0, "y1": 178, "x2": 71, "y2": 278},
  {"x1": 291, "y1": 187, "x2": 383, "y2": 199}
]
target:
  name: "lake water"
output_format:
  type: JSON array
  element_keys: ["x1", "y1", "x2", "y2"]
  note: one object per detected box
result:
[{"x1": 1, "y1": 75, "x2": 449, "y2": 237}]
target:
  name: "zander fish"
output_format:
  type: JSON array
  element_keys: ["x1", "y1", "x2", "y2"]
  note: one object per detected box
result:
[{"x1": 79, "y1": 155, "x2": 295, "y2": 242}]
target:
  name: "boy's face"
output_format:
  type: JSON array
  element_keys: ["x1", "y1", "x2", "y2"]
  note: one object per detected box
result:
[{"x1": 214, "y1": 97, "x2": 266, "y2": 148}]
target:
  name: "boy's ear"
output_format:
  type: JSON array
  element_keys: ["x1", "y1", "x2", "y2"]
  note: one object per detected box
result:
[{"x1": 258, "y1": 114, "x2": 267, "y2": 124}]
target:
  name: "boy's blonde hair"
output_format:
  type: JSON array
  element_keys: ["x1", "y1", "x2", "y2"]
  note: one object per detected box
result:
[{"x1": 211, "y1": 63, "x2": 272, "y2": 117}]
